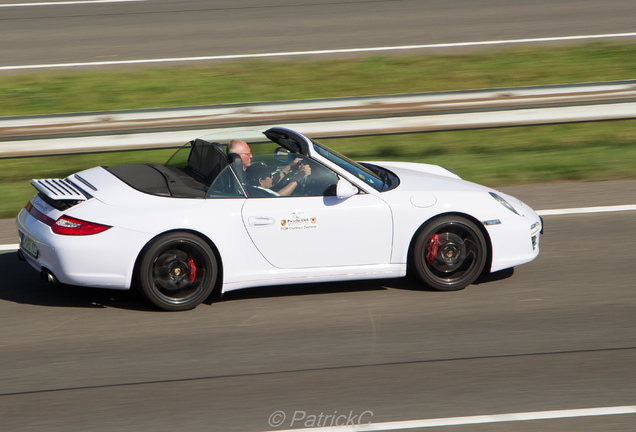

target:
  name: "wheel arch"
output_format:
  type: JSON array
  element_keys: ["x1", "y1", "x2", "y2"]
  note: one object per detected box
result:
[
  {"x1": 131, "y1": 228, "x2": 224, "y2": 298},
  {"x1": 407, "y1": 212, "x2": 493, "y2": 279}
]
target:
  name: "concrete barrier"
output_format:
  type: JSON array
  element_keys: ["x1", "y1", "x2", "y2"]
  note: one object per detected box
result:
[{"x1": 2, "y1": 80, "x2": 636, "y2": 157}]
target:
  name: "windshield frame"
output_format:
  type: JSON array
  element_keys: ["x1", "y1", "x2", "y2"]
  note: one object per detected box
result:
[{"x1": 310, "y1": 139, "x2": 392, "y2": 192}]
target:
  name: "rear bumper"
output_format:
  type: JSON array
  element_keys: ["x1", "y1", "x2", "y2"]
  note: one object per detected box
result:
[{"x1": 16, "y1": 208, "x2": 149, "y2": 290}]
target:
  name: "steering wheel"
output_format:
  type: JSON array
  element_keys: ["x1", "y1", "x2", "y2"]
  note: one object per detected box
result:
[
  {"x1": 273, "y1": 170, "x2": 309, "y2": 196},
  {"x1": 291, "y1": 173, "x2": 310, "y2": 196}
]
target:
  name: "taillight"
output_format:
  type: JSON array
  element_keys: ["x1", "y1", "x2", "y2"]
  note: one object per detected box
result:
[
  {"x1": 25, "y1": 199, "x2": 56, "y2": 226},
  {"x1": 52, "y1": 215, "x2": 112, "y2": 236}
]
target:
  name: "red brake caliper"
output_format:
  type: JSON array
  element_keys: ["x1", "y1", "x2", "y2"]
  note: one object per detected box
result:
[
  {"x1": 187, "y1": 256, "x2": 196, "y2": 283},
  {"x1": 426, "y1": 234, "x2": 440, "y2": 265}
]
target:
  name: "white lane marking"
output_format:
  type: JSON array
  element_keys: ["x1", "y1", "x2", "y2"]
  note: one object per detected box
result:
[
  {"x1": 2, "y1": 203, "x2": 635, "y2": 252},
  {"x1": 0, "y1": 0, "x2": 147, "y2": 7},
  {"x1": 261, "y1": 406, "x2": 636, "y2": 432},
  {"x1": 2, "y1": 32, "x2": 636, "y2": 71},
  {"x1": 537, "y1": 204, "x2": 636, "y2": 216}
]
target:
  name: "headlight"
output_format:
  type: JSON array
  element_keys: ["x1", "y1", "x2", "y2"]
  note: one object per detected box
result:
[{"x1": 489, "y1": 192, "x2": 520, "y2": 215}]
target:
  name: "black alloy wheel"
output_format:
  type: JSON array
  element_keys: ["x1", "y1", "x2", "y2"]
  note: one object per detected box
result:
[
  {"x1": 412, "y1": 215, "x2": 487, "y2": 291},
  {"x1": 138, "y1": 232, "x2": 217, "y2": 311}
]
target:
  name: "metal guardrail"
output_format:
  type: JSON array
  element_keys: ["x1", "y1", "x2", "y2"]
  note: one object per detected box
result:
[{"x1": 1, "y1": 80, "x2": 636, "y2": 157}]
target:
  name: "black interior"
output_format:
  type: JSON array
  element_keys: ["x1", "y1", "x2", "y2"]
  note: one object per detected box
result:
[{"x1": 105, "y1": 140, "x2": 229, "y2": 198}]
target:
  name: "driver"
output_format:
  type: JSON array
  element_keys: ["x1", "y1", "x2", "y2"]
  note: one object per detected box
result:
[{"x1": 246, "y1": 162, "x2": 311, "y2": 197}]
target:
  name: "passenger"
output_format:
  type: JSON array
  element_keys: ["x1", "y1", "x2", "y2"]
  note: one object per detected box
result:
[
  {"x1": 227, "y1": 139, "x2": 252, "y2": 171},
  {"x1": 246, "y1": 162, "x2": 311, "y2": 197}
]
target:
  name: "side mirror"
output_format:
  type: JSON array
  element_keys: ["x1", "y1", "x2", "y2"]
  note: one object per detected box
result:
[{"x1": 336, "y1": 178, "x2": 358, "y2": 199}]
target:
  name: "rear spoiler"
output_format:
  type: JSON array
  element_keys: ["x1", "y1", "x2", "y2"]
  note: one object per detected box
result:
[{"x1": 30, "y1": 178, "x2": 88, "y2": 202}]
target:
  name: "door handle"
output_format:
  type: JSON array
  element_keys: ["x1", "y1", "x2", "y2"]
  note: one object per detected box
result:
[{"x1": 248, "y1": 216, "x2": 275, "y2": 227}]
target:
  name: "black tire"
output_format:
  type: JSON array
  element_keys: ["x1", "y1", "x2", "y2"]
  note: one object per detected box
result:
[
  {"x1": 412, "y1": 215, "x2": 487, "y2": 291},
  {"x1": 138, "y1": 232, "x2": 217, "y2": 311}
]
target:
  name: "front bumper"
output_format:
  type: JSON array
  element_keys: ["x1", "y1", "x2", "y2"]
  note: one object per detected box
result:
[{"x1": 485, "y1": 211, "x2": 542, "y2": 273}]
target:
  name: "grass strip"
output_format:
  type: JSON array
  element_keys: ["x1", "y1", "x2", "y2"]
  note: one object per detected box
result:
[{"x1": 1, "y1": 42, "x2": 635, "y2": 116}]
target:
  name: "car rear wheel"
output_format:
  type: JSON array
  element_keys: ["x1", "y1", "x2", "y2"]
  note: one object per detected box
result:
[
  {"x1": 412, "y1": 215, "x2": 487, "y2": 291},
  {"x1": 138, "y1": 232, "x2": 217, "y2": 311}
]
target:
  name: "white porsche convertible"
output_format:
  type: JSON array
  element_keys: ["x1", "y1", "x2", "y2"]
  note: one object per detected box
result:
[{"x1": 17, "y1": 127, "x2": 542, "y2": 311}]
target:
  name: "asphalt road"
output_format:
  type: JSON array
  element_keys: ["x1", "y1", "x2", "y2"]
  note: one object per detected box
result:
[
  {"x1": 3, "y1": 0, "x2": 636, "y2": 70},
  {"x1": 1, "y1": 181, "x2": 635, "y2": 431}
]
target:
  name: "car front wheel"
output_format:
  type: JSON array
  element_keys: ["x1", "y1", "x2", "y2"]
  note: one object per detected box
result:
[
  {"x1": 138, "y1": 232, "x2": 217, "y2": 311},
  {"x1": 412, "y1": 215, "x2": 487, "y2": 291}
]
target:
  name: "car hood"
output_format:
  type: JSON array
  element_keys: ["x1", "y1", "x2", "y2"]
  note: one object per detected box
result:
[
  {"x1": 371, "y1": 161, "x2": 492, "y2": 194},
  {"x1": 371, "y1": 161, "x2": 536, "y2": 218}
]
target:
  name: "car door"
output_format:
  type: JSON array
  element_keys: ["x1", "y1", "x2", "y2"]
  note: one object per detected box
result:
[{"x1": 241, "y1": 192, "x2": 393, "y2": 269}]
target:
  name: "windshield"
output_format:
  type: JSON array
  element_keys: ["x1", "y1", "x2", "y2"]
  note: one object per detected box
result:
[{"x1": 311, "y1": 140, "x2": 395, "y2": 192}]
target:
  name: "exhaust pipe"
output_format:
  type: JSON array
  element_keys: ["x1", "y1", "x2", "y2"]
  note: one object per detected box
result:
[
  {"x1": 17, "y1": 249, "x2": 26, "y2": 262},
  {"x1": 41, "y1": 268, "x2": 59, "y2": 284}
]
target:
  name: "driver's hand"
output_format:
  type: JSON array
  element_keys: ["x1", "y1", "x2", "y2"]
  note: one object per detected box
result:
[{"x1": 291, "y1": 158, "x2": 303, "y2": 170}]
